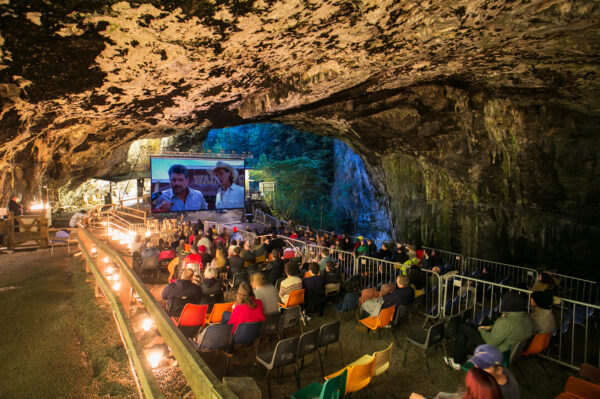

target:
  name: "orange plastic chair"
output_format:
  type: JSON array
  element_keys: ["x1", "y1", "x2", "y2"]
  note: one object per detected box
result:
[
  {"x1": 523, "y1": 332, "x2": 551, "y2": 356},
  {"x1": 206, "y1": 302, "x2": 235, "y2": 324},
  {"x1": 559, "y1": 376, "x2": 600, "y2": 399},
  {"x1": 360, "y1": 305, "x2": 395, "y2": 331},
  {"x1": 279, "y1": 289, "x2": 305, "y2": 308},
  {"x1": 255, "y1": 254, "x2": 266, "y2": 264},
  {"x1": 171, "y1": 304, "x2": 208, "y2": 328},
  {"x1": 358, "y1": 287, "x2": 377, "y2": 305},
  {"x1": 325, "y1": 356, "x2": 375, "y2": 395},
  {"x1": 349, "y1": 342, "x2": 394, "y2": 377},
  {"x1": 184, "y1": 244, "x2": 191, "y2": 252}
]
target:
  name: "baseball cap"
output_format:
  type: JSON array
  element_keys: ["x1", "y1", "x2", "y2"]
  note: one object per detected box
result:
[
  {"x1": 468, "y1": 345, "x2": 503, "y2": 369},
  {"x1": 233, "y1": 227, "x2": 238, "y2": 232}
]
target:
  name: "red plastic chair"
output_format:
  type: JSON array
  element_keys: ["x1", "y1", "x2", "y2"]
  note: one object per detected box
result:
[
  {"x1": 556, "y1": 376, "x2": 600, "y2": 399},
  {"x1": 171, "y1": 304, "x2": 208, "y2": 329}
]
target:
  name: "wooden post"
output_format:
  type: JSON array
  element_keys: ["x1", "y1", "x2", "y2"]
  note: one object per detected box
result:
[
  {"x1": 39, "y1": 212, "x2": 48, "y2": 248},
  {"x1": 7, "y1": 211, "x2": 14, "y2": 249}
]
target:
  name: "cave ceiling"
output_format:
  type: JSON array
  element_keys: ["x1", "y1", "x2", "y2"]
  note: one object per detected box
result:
[{"x1": 0, "y1": 1, "x2": 599, "y2": 261}]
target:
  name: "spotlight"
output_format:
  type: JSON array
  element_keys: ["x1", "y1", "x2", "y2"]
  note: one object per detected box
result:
[{"x1": 142, "y1": 318, "x2": 153, "y2": 332}]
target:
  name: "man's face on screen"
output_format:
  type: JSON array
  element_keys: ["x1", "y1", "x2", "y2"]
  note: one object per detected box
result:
[
  {"x1": 215, "y1": 168, "x2": 231, "y2": 187},
  {"x1": 169, "y1": 172, "x2": 188, "y2": 195}
]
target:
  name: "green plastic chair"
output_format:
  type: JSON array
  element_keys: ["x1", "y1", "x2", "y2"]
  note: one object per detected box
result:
[{"x1": 291, "y1": 369, "x2": 347, "y2": 399}]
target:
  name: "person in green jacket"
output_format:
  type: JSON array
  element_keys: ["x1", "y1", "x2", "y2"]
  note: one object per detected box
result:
[{"x1": 443, "y1": 292, "x2": 533, "y2": 370}]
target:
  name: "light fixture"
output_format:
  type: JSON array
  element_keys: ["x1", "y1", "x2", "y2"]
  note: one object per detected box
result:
[
  {"x1": 142, "y1": 318, "x2": 153, "y2": 332},
  {"x1": 91, "y1": 247, "x2": 97, "y2": 255},
  {"x1": 106, "y1": 265, "x2": 114, "y2": 275},
  {"x1": 112, "y1": 282, "x2": 121, "y2": 291},
  {"x1": 145, "y1": 230, "x2": 151, "y2": 238},
  {"x1": 147, "y1": 351, "x2": 162, "y2": 368},
  {"x1": 103, "y1": 256, "x2": 110, "y2": 263}
]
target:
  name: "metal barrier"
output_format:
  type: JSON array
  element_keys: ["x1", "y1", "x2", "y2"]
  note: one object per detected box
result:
[
  {"x1": 279, "y1": 235, "x2": 308, "y2": 258},
  {"x1": 424, "y1": 247, "x2": 464, "y2": 271},
  {"x1": 356, "y1": 255, "x2": 442, "y2": 319},
  {"x1": 77, "y1": 225, "x2": 238, "y2": 398},
  {"x1": 553, "y1": 273, "x2": 599, "y2": 304},
  {"x1": 464, "y1": 257, "x2": 538, "y2": 289},
  {"x1": 305, "y1": 244, "x2": 357, "y2": 281}
]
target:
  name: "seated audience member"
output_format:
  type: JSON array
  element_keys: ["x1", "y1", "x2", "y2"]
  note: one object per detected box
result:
[
  {"x1": 408, "y1": 265, "x2": 427, "y2": 298},
  {"x1": 376, "y1": 242, "x2": 393, "y2": 260},
  {"x1": 250, "y1": 272, "x2": 280, "y2": 315},
  {"x1": 161, "y1": 268, "x2": 202, "y2": 308},
  {"x1": 200, "y1": 267, "x2": 224, "y2": 308},
  {"x1": 324, "y1": 261, "x2": 340, "y2": 285},
  {"x1": 175, "y1": 239, "x2": 187, "y2": 254},
  {"x1": 366, "y1": 238, "x2": 377, "y2": 257},
  {"x1": 229, "y1": 226, "x2": 243, "y2": 245},
  {"x1": 158, "y1": 242, "x2": 176, "y2": 262},
  {"x1": 240, "y1": 240, "x2": 256, "y2": 265},
  {"x1": 228, "y1": 246, "x2": 245, "y2": 277},
  {"x1": 530, "y1": 290, "x2": 556, "y2": 334},
  {"x1": 198, "y1": 245, "x2": 212, "y2": 266},
  {"x1": 253, "y1": 238, "x2": 267, "y2": 263},
  {"x1": 382, "y1": 275, "x2": 414, "y2": 309},
  {"x1": 411, "y1": 363, "x2": 505, "y2": 399},
  {"x1": 212, "y1": 246, "x2": 228, "y2": 271},
  {"x1": 318, "y1": 248, "x2": 333, "y2": 273},
  {"x1": 393, "y1": 243, "x2": 409, "y2": 264},
  {"x1": 469, "y1": 344, "x2": 521, "y2": 399},
  {"x1": 198, "y1": 232, "x2": 212, "y2": 254},
  {"x1": 184, "y1": 245, "x2": 203, "y2": 270},
  {"x1": 228, "y1": 282, "x2": 265, "y2": 333},
  {"x1": 279, "y1": 262, "x2": 303, "y2": 305},
  {"x1": 266, "y1": 233, "x2": 285, "y2": 254},
  {"x1": 303, "y1": 262, "x2": 326, "y2": 316},
  {"x1": 444, "y1": 292, "x2": 533, "y2": 369},
  {"x1": 264, "y1": 249, "x2": 285, "y2": 285},
  {"x1": 304, "y1": 261, "x2": 320, "y2": 278},
  {"x1": 532, "y1": 271, "x2": 559, "y2": 295},
  {"x1": 141, "y1": 242, "x2": 160, "y2": 268}
]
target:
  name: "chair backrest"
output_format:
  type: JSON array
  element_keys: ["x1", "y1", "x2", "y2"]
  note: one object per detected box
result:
[
  {"x1": 232, "y1": 272, "x2": 248, "y2": 288},
  {"x1": 142, "y1": 255, "x2": 159, "y2": 269},
  {"x1": 271, "y1": 336, "x2": 301, "y2": 368},
  {"x1": 379, "y1": 283, "x2": 395, "y2": 297},
  {"x1": 297, "y1": 329, "x2": 320, "y2": 358},
  {"x1": 261, "y1": 312, "x2": 281, "y2": 337},
  {"x1": 340, "y1": 292, "x2": 360, "y2": 312},
  {"x1": 522, "y1": 333, "x2": 551, "y2": 356},
  {"x1": 345, "y1": 356, "x2": 375, "y2": 394},
  {"x1": 207, "y1": 302, "x2": 234, "y2": 324},
  {"x1": 372, "y1": 342, "x2": 393, "y2": 376},
  {"x1": 285, "y1": 289, "x2": 305, "y2": 307},
  {"x1": 321, "y1": 368, "x2": 347, "y2": 399},
  {"x1": 280, "y1": 306, "x2": 302, "y2": 331},
  {"x1": 377, "y1": 305, "x2": 395, "y2": 329},
  {"x1": 509, "y1": 339, "x2": 528, "y2": 365},
  {"x1": 564, "y1": 376, "x2": 600, "y2": 398},
  {"x1": 318, "y1": 321, "x2": 341, "y2": 348},
  {"x1": 177, "y1": 304, "x2": 208, "y2": 327},
  {"x1": 275, "y1": 276, "x2": 286, "y2": 292},
  {"x1": 579, "y1": 363, "x2": 600, "y2": 384},
  {"x1": 344, "y1": 275, "x2": 361, "y2": 292},
  {"x1": 424, "y1": 321, "x2": 445, "y2": 348},
  {"x1": 359, "y1": 287, "x2": 377, "y2": 305},
  {"x1": 393, "y1": 305, "x2": 410, "y2": 325},
  {"x1": 196, "y1": 324, "x2": 233, "y2": 351},
  {"x1": 232, "y1": 321, "x2": 263, "y2": 345}
]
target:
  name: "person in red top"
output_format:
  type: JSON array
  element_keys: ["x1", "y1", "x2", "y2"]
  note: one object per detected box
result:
[
  {"x1": 228, "y1": 282, "x2": 265, "y2": 333},
  {"x1": 183, "y1": 245, "x2": 204, "y2": 270},
  {"x1": 158, "y1": 242, "x2": 177, "y2": 262}
]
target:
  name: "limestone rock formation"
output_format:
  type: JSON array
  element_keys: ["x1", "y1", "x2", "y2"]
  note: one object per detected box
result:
[{"x1": 0, "y1": 0, "x2": 599, "y2": 270}]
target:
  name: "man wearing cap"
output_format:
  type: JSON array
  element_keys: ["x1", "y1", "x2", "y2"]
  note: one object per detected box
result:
[
  {"x1": 154, "y1": 164, "x2": 208, "y2": 212},
  {"x1": 530, "y1": 290, "x2": 556, "y2": 334},
  {"x1": 444, "y1": 291, "x2": 533, "y2": 370},
  {"x1": 213, "y1": 161, "x2": 244, "y2": 209},
  {"x1": 469, "y1": 344, "x2": 521, "y2": 399},
  {"x1": 230, "y1": 226, "x2": 243, "y2": 244}
]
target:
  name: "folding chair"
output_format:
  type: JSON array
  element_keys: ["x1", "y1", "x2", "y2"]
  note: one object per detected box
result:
[
  {"x1": 402, "y1": 320, "x2": 445, "y2": 376},
  {"x1": 171, "y1": 304, "x2": 208, "y2": 338},
  {"x1": 256, "y1": 336, "x2": 301, "y2": 399},
  {"x1": 291, "y1": 369, "x2": 347, "y2": 399},
  {"x1": 206, "y1": 302, "x2": 234, "y2": 324}
]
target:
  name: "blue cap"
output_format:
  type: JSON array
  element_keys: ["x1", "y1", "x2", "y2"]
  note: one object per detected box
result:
[{"x1": 468, "y1": 345, "x2": 503, "y2": 369}]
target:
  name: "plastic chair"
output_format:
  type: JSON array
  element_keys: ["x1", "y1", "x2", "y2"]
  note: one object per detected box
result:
[
  {"x1": 559, "y1": 376, "x2": 600, "y2": 399},
  {"x1": 359, "y1": 287, "x2": 377, "y2": 305},
  {"x1": 359, "y1": 305, "x2": 396, "y2": 347},
  {"x1": 280, "y1": 289, "x2": 305, "y2": 308},
  {"x1": 348, "y1": 341, "x2": 393, "y2": 377},
  {"x1": 171, "y1": 304, "x2": 208, "y2": 338},
  {"x1": 297, "y1": 329, "x2": 321, "y2": 371},
  {"x1": 232, "y1": 321, "x2": 263, "y2": 347},
  {"x1": 402, "y1": 320, "x2": 445, "y2": 376},
  {"x1": 141, "y1": 255, "x2": 160, "y2": 280},
  {"x1": 260, "y1": 312, "x2": 282, "y2": 343},
  {"x1": 580, "y1": 363, "x2": 600, "y2": 384},
  {"x1": 206, "y1": 302, "x2": 234, "y2": 324},
  {"x1": 256, "y1": 336, "x2": 301, "y2": 399},
  {"x1": 317, "y1": 321, "x2": 344, "y2": 377},
  {"x1": 333, "y1": 292, "x2": 359, "y2": 321},
  {"x1": 325, "y1": 356, "x2": 375, "y2": 396},
  {"x1": 379, "y1": 283, "x2": 394, "y2": 297},
  {"x1": 165, "y1": 295, "x2": 193, "y2": 317},
  {"x1": 291, "y1": 369, "x2": 347, "y2": 399},
  {"x1": 228, "y1": 271, "x2": 248, "y2": 293},
  {"x1": 522, "y1": 333, "x2": 552, "y2": 379},
  {"x1": 280, "y1": 306, "x2": 303, "y2": 336},
  {"x1": 191, "y1": 323, "x2": 233, "y2": 370}
]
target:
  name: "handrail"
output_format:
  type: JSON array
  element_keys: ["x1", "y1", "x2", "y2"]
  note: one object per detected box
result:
[
  {"x1": 77, "y1": 225, "x2": 238, "y2": 399},
  {"x1": 76, "y1": 236, "x2": 164, "y2": 399}
]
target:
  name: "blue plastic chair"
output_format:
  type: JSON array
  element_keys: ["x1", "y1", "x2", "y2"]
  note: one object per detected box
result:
[
  {"x1": 291, "y1": 368, "x2": 347, "y2": 399},
  {"x1": 232, "y1": 321, "x2": 263, "y2": 346}
]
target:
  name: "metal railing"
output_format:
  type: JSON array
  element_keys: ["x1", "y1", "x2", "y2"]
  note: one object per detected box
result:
[
  {"x1": 305, "y1": 244, "x2": 357, "y2": 281},
  {"x1": 553, "y1": 273, "x2": 599, "y2": 304},
  {"x1": 77, "y1": 225, "x2": 238, "y2": 398},
  {"x1": 423, "y1": 247, "x2": 464, "y2": 270},
  {"x1": 464, "y1": 257, "x2": 538, "y2": 289}
]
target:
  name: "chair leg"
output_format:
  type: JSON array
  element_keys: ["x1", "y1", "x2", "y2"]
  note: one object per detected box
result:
[
  {"x1": 294, "y1": 363, "x2": 301, "y2": 389},
  {"x1": 338, "y1": 341, "x2": 344, "y2": 364},
  {"x1": 266, "y1": 369, "x2": 272, "y2": 399},
  {"x1": 403, "y1": 345, "x2": 409, "y2": 365},
  {"x1": 536, "y1": 356, "x2": 551, "y2": 379},
  {"x1": 317, "y1": 349, "x2": 325, "y2": 377},
  {"x1": 424, "y1": 350, "x2": 431, "y2": 377}
]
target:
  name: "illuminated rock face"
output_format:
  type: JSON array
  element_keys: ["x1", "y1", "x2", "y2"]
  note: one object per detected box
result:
[{"x1": 0, "y1": 1, "x2": 598, "y2": 269}]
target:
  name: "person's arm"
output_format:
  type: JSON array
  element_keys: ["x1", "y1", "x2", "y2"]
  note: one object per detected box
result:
[{"x1": 479, "y1": 317, "x2": 511, "y2": 346}]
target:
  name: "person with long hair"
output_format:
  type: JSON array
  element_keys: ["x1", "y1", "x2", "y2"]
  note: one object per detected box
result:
[
  {"x1": 213, "y1": 246, "x2": 228, "y2": 270},
  {"x1": 463, "y1": 368, "x2": 503, "y2": 399},
  {"x1": 228, "y1": 282, "x2": 265, "y2": 333}
]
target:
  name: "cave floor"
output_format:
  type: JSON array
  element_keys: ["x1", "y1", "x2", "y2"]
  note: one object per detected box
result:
[{"x1": 0, "y1": 247, "x2": 575, "y2": 398}]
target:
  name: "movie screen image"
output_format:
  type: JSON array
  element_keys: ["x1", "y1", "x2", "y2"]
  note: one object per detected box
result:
[{"x1": 150, "y1": 157, "x2": 245, "y2": 212}]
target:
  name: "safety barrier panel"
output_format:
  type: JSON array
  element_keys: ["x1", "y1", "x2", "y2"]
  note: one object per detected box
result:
[
  {"x1": 305, "y1": 244, "x2": 357, "y2": 281},
  {"x1": 552, "y1": 273, "x2": 599, "y2": 304},
  {"x1": 356, "y1": 256, "x2": 442, "y2": 319},
  {"x1": 77, "y1": 225, "x2": 238, "y2": 399},
  {"x1": 423, "y1": 247, "x2": 464, "y2": 271},
  {"x1": 463, "y1": 257, "x2": 538, "y2": 289}
]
